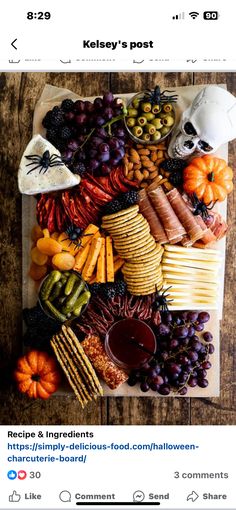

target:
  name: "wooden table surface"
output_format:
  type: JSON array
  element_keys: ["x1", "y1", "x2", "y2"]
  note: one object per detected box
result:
[{"x1": 0, "y1": 72, "x2": 235, "y2": 426}]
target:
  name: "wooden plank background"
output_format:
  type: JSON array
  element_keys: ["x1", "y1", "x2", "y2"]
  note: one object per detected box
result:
[{"x1": 0, "y1": 72, "x2": 235, "y2": 426}]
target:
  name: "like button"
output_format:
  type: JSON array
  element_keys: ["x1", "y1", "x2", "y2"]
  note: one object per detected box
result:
[{"x1": 9, "y1": 491, "x2": 21, "y2": 503}]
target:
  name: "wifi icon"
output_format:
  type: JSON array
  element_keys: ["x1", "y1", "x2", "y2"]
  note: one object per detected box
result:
[{"x1": 189, "y1": 11, "x2": 199, "y2": 19}]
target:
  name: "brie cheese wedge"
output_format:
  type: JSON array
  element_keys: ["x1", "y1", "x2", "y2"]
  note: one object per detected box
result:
[{"x1": 18, "y1": 134, "x2": 80, "y2": 195}]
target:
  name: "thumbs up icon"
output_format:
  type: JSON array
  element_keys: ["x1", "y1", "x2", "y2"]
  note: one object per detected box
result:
[{"x1": 9, "y1": 490, "x2": 21, "y2": 502}]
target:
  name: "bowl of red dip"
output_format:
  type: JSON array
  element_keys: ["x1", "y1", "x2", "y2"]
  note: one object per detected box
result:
[{"x1": 105, "y1": 318, "x2": 156, "y2": 371}]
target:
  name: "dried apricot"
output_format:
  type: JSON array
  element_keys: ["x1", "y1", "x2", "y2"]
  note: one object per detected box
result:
[
  {"x1": 43, "y1": 228, "x2": 50, "y2": 238},
  {"x1": 58, "y1": 232, "x2": 79, "y2": 257},
  {"x1": 52, "y1": 252, "x2": 75, "y2": 271},
  {"x1": 37, "y1": 237, "x2": 62, "y2": 256},
  {"x1": 31, "y1": 225, "x2": 44, "y2": 242},
  {"x1": 31, "y1": 247, "x2": 48, "y2": 266},
  {"x1": 29, "y1": 263, "x2": 48, "y2": 281},
  {"x1": 51, "y1": 232, "x2": 59, "y2": 240}
]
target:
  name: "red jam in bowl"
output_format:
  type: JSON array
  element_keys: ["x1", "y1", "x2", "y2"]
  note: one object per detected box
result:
[{"x1": 105, "y1": 318, "x2": 156, "y2": 371}]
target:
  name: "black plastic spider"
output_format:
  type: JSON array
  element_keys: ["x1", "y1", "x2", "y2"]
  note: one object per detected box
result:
[
  {"x1": 143, "y1": 85, "x2": 178, "y2": 106},
  {"x1": 63, "y1": 224, "x2": 93, "y2": 249},
  {"x1": 152, "y1": 286, "x2": 173, "y2": 312},
  {"x1": 25, "y1": 150, "x2": 64, "y2": 175},
  {"x1": 191, "y1": 193, "x2": 217, "y2": 220}
]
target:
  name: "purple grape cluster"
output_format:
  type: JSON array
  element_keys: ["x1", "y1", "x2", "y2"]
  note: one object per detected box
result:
[
  {"x1": 42, "y1": 92, "x2": 126, "y2": 176},
  {"x1": 128, "y1": 310, "x2": 214, "y2": 395}
]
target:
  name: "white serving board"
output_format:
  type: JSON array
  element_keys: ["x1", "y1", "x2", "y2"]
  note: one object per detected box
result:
[{"x1": 22, "y1": 84, "x2": 228, "y2": 398}]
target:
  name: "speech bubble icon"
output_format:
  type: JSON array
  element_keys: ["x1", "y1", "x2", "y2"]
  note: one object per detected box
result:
[{"x1": 59, "y1": 490, "x2": 71, "y2": 503}]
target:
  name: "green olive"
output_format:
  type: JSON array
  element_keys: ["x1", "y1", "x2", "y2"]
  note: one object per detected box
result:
[
  {"x1": 151, "y1": 131, "x2": 162, "y2": 141},
  {"x1": 152, "y1": 118, "x2": 163, "y2": 129},
  {"x1": 127, "y1": 117, "x2": 136, "y2": 128},
  {"x1": 160, "y1": 126, "x2": 170, "y2": 136},
  {"x1": 163, "y1": 103, "x2": 173, "y2": 113},
  {"x1": 163, "y1": 115, "x2": 175, "y2": 127},
  {"x1": 141, "y1": 133, "x2": 151, "y2": 142},
  {"x1": 132, "y1": 126, "x2": 143, "y2": 138},
  {"x1": 127, "y1": 108, "x2": 138, "y2": 117},
  {"x1": 132, "y1": 98, "x2": 140, "y2": 109},
  {"x1": 137, "y1": 116, "x2": 147, "y2": 127},
  {"x1": 145, "y1": 123, "x2": 156, "y2": 135},
  {"x1": 159, "y1": 112, "x2": 169, "y2": 119},
  {"x1": 141, "y1": 101, "x2": 152, "y2": 113},
  {"x1": 143, "y1": 112, "x2": 155, "y2": 121},
  {"x1": 152, "y1": 104, "x2": 161, "y2": 114}
]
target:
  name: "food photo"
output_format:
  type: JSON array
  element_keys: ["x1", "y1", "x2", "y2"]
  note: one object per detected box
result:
[{"x1": 0, "y1": 72, "x2": 235, "y2": 425}]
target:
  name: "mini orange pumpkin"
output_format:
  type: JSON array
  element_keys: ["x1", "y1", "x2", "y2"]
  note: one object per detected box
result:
[
  {"x1": 14, "y1": 351, "x2": 61, "y2": 399},
  {"x1": 183, "y1": 155, "x2": 233, "y2": 203}
]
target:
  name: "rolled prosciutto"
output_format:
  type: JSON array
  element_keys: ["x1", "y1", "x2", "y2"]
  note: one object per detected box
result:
[
  {"x1": 167, "y1": 188, "x2": 204, "y2": 243},
  {"x1": 138, "y1": 189, "x2": 168, "y2": 244},
  {"x1": 194, "y1": 215, "x2": 216, "y2": 245},
  {"x1": 148, "y1": 184, "x2": 186, "y2": 243},
  {"x1": 205, "y1": 212, "x2": 228, "y2": 240}
]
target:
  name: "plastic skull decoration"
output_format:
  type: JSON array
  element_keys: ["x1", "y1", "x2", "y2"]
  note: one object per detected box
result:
[{"x1": 168, "y1": 85, "x2": 236, "y2": 159}]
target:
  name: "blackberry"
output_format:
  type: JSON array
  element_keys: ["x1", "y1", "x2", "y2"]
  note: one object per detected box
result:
[
  {"x1": 23, "y1": 305, "x2": 60, "y2": 349},
  {"x1": 120, "y1": 190, "x2": 139, "y2": 208},
  {"x1": 103, "y1": 199, "x2": 122, "y2": 215},
  {"x1": 73, "y1": 162, "x2": 86, "y2": 176},
  {"x1": 56, "y1": 139, "x2": 67, "y2": 152},
  {"x1": 46, "y1": 127, "x2": 59, "y2": 145},
  {"x1": 42, "y1": 110, "x2": 53, "y2": 129},
  {"x1": 114, "y1": 280, "x2": 127, "y2": 296},
  {"x1": 161, "y1": 158, "x2": 187, "y2": 173},
  {"x1": 23, "y1": 305, "x2": 45, "y2": 327},
  {"x1": 61, "y1": 99, "x2": 74, "y2": 112},
  {"x1": 50, "y1": 106, "x2": 65, "y2": 128},
  {"x1": 89, "y1": 283, "x2": 101, "y2": 296},
  {"x1": 169, "y1": 172, "x2": 183, "y2": 187},
  {"x1": 100, "y1": 283, "x2": 116, "y2": 300},
  {"x1": 59, "y1": 126, "x2": 72, "y2": 140}
]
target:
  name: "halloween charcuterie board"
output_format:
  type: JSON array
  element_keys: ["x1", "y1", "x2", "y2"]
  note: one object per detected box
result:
[{"x1": 16, "y1": 83, "x2": 233, "y2": 403}]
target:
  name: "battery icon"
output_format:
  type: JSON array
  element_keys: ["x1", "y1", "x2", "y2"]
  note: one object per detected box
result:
[{"x1": 203, "y1": 11, "x2": 219, "y2": 20}]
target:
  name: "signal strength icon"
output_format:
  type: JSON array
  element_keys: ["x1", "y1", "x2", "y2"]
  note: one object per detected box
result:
[
  {"x1": 172, "y1": 12, "x2": 185, "y2": 20},
  {"x1": 189, "y1": 11, "x2": 199, "y2": 19}
]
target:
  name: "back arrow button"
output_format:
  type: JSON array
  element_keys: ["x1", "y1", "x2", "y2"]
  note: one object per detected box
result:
[{"x1": 11, "y1": 38, "x2": 17, "y2": 50}]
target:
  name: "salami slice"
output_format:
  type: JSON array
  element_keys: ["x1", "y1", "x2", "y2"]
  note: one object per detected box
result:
[
  {"x1": 82, "y1": 335, "x2": 128, "y2": 390},
  {"x1": 138, "y1": 189, "x2": 168, "y2": 244}
]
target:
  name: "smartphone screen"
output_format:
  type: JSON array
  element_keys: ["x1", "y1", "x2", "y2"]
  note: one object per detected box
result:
[{"x1": 0, "y1": 1, "x2": 235, "y2": 509}]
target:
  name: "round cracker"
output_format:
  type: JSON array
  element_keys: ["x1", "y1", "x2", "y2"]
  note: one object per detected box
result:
[
  {"x1": 124, "y1": 241, "x2": 156, "y2": 258},
  {"x1": 103, "y1": 214, "x2": 146, "y2": 232},
  {"x1": 127, "y1": 282, "x2": 156, "y2": 293},
  {"x1": 115, "y1": 235, "x2": 154, "y2": 254},
  {"x1": 112, "y1": 226, "x2": 150, "y2": 245},
  {"x1": 102, "y1": 210, "x2": 140, "y2": 228},
  {"x1": 123, "y1": 260, "x2": 161, "y2": 270},
  {"x1": 103, "y1": 222, "x2": 145, "y2": 238},
  {"x1": 102, "y1": 205, "x2": 139, "y2": 221},
  {"x1": 126, "y1": 277, "x2": 162, "y2": 287},
  {"x1": 130, "y1": 246, "x2": 163, "y2": 262},
  {"x1": 125, "y1": 277, "x2": 161, "y2": 286},
  {"x1": 109, "y1": 223, "x2": 148, "y2": 238},
  {"x1": 122, "y1": 262, "x2": 161, "y2": 271},
  {"x1": 123, "y1": 268, "x2": 162, "y2": 279},
  {"x1": 130, "y1": 289, "x2": 156, "y2": 296}
]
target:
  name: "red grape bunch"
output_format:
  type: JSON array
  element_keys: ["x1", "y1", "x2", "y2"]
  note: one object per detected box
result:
[
  {"x1": 128, "y1": 311, "x2": 214, "y2": 396},
  {"x1": 42, "y1": 92, "x2": 126, "y2": 176}
]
